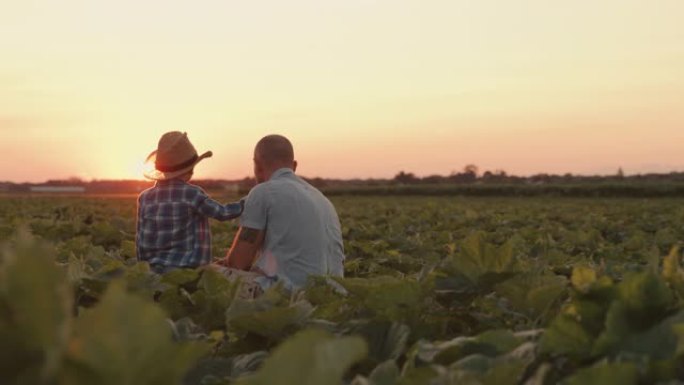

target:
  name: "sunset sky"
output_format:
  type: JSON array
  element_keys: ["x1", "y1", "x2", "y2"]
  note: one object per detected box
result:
[{"x1": 1, "y1": 0, "x2": 683, "y2": 182}]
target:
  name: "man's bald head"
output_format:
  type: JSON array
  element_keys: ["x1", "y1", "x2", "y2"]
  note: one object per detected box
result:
[
  {"x1": 254, "y1": 135, "x2": 295, "y2": 166},
  {"x1": 253, "y1": 135, "x2": 297, "y2": 182}
]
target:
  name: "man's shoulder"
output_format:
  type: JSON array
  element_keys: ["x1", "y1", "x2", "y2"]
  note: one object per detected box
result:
[
  {"x1": 246, "y1": 181, "x2": 271, "y2": 198},
  {"x1": 297, "y1": 178, "x2": 332, "y2": 203}
]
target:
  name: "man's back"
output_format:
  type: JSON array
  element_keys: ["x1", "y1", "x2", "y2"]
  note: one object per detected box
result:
[{"x1": 240, "y1": 168, "x2": 345, "y2": 289}]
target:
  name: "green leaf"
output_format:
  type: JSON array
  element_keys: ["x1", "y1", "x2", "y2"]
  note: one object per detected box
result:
[
  {"x1": 226, "y1": 292, "x2": 314, "y2": 339},
  {"x1": 338, "y1": 276, "x2": 424, "y2": 321},
  {"x1": 160, "y1": 268, "x2": 201, "y2": 286},
  {"x1": 563, "y1": 299, "x2": 608, "y2": 336},
  {"x1": 185, "y1": 352, "x2": 268, "y2": 385},
  {"x1": 591, "y1": 301, "x2": 633, "y2": 357},
  {"x1": 450, "y1": 354, "x2": 528, "y2": 385},
  {"x1": 237, "y1": 329, "x2": 367, "y2": 385},
  {"x1": 120, "y1": 240, "x2": 136, "y2": 260},
  {"x1": 619, "y1": 272, "x2": 673, "y2": 318},
  {"x1": 61, "y1": 281, "x2": 208, "y2": 385},
  {"x1": 368, "y1": 360, "x2": 400, "y2": 385},
  {"x1": 594, "y1": 306, "x2": 684, "y2": 359},
  {"x1": 540, "y1": 315, "x2": 593, "y2": 359},
  {"x1": 0, "y1": 232, "x2": 72, "y2": 383},
  {"x1": 495, "y1": 273, "x2": 567, "y2": 320},
  {"x1": 662, "y1": 246, "x2": 684, "y2": 298},
  {"x1": 346, "y1": 321, "x2": 410, "y2": 364},
  {"x1": 564, "y1": 362, "x2": 638, "y2": 385},
  {"x1": 190, "y1": 268, "x2": 239, "y2": 330},
  {"x1": 571, "y1": 265, "x2": 597, "y2": 294},
  {"x1": 124, "y1": 262, "x2": 163, "y2": 298},
  {"x1": 444, "y1": 232, "x2": 519, "y2": 286},
  {"x1": 655, "y1": 228, "x2": 678, "y2": 251},
  {"x1": 674, "y1": 323, "x2": 684, "y2": 356},
  {"x1": 397, "y1": 366, "x2": 438, "y2": 385}
]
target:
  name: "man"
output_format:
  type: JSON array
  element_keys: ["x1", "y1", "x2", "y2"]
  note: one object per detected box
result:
[{"x1": 219, "y1": 134, "x2": 345, "y2": 291}]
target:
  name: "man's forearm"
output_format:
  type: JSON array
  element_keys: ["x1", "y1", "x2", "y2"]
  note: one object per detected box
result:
[
  {"x1": 226, "y1": 248, "x2": 254, "y2": 270},
  {"x1": 224, "y1": 227, "x2": 264, "y2": 270}
]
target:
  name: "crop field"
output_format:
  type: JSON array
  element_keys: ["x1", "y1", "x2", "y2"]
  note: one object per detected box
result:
[{"x1": 3, "y1": 195, "x2": 684, "y2": 385}]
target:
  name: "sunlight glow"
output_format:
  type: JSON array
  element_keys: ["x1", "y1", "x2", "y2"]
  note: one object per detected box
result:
[{"x1": 1, "y1": 0, "x2": 683, "y2": 182}]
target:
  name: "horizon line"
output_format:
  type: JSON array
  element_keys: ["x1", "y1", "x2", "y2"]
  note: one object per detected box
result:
[{"x1": 3, "y1": 169, "x2": 684, "y2": 185}]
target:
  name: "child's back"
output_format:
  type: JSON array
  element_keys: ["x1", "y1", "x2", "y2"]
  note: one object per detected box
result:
[{"x1": 137, "y1": 179, "x2": 242, "y2": 271}]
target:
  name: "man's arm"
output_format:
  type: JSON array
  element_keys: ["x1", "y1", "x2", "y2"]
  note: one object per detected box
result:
[{"x1": 223, "y1": 226, "x2": 265, "y2": 270}]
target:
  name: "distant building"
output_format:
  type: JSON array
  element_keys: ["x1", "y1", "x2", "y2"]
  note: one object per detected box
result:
[{"x1": 30, "y1": 186, "x2": 86, "y2": 193}]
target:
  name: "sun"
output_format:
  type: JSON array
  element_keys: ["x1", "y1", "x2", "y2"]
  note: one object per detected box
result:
[{"x1": 122, "y1": 158, "x2": 155, "y2": 180}]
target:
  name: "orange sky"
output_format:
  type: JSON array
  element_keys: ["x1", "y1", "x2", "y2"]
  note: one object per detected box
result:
[{"x1": 1, "y1": 0, "x2": 683, "y2": 182}]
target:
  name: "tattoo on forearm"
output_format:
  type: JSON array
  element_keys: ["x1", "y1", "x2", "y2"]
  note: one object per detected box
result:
[{"x1": 239, "y1": 228, "x2": 259, "y2": 243}]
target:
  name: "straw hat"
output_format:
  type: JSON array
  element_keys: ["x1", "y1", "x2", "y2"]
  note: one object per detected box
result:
[{"x1": 144, "y1": 131, "x2": 213, "y2": 180}]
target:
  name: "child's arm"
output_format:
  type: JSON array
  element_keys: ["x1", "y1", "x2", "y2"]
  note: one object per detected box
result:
[{"x1": 193, "y1": 191, "x2": 243, "y2": 221}]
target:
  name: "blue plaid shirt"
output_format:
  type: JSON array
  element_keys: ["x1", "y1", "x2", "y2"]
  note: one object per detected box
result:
[{"x1": 136, "y1": 179, "x2": 242, "y2": 269}]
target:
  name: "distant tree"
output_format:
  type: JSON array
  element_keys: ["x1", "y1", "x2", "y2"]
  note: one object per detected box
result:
[
  {"x1": 394, "y1": 171, "x2": 419, "y2": 184},
  {"x1": 530, "y1": 173, "x2": 551, "y2": 184},
  {"x1": 617, "y1": 167, "x2": 625, "y2": 179},
  {"x1": 422, "y1": 174, "x2": 445, "y2": 184},
  {"x1": 305, "y1": 177, "x2": 328, "y2": 188},
  {"x1": 68, "y1": 176, "x2": 84, "y2": 184},
  {"x1": 448, "y1": 171, "x2": 476, "y2": 183},
  {"x1": 482, "y1": 169, "x2": 509, "y2": 183},
  {"x1": 46, "y1": 177, "x2": 85, "y2": 186},
  {"x1": 464, "y1": 164, "x2": 479, "y2": 177}
]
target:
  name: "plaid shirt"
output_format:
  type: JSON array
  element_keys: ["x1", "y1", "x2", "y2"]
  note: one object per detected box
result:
[{"x1": 136, "y1": 179, "x2": 242, "y2": 269}]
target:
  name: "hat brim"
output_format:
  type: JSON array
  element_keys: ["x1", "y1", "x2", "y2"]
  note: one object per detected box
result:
[{"x1": 143, "y1": 150, "x2": 213, "y2": 180}]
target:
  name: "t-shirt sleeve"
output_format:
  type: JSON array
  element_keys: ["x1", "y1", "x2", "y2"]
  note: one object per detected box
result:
[{"x1": 239, "y1": 184, "x2": 269, "y2": 230}]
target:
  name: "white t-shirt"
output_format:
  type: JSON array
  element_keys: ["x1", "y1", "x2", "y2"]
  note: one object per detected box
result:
[{"x1": 240, "y1": 168, "x2": 345, "y2": 289}]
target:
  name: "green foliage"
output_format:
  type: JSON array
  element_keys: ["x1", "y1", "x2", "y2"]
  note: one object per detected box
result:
[
  {"x1": 0, "y1": 232, "x2": 207, "y2": 385},
  {"x1": 337, "y1": 276, "x2": 425, "y2": 322},
  {"x1": 540, "y1": 315, "x2": 593, "y2": 359},
  {"x1": 0, "y1": 231, "x2": 72, "y2": 384},
  {"x1": 226, "y1": 291, "x2": 314, "y2": 340},
  {"x1": 236, "y1": 330, "x2": 367, "y2": 385},
  {"x1": 564, "y1": 362, "x2": 639, "y2": 385},
  {"x1": 61, "y1": 282, "x2": 209, "y2": 385},
  {"x1": 570, "y1": 265, "x2": 597, "y2": 294},
  {"x1": 7, "y1": 195, "x2": 684, "y2": 384},
  {"x1": 495, "y1": 272, "x2": 567, "y2": 322},
  {"x1": 417, "y1": 329, "x2": 523, "y2": 366},
  {"x1": 439, "y1": 232, "x2": 520, "y2": 289}
]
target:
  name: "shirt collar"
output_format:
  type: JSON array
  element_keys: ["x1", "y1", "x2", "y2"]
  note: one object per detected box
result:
[
  {"x1": 156, "y1": 178, "x2": 187, "y2": 186},
  {"x1": 270, "y1": 167, "x2": 294, "y2": 180}
]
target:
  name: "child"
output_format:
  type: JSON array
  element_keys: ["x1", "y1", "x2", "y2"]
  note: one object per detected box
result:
[{"x1": 136, "y1": 131, "x2": 243, "y2": 274}]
